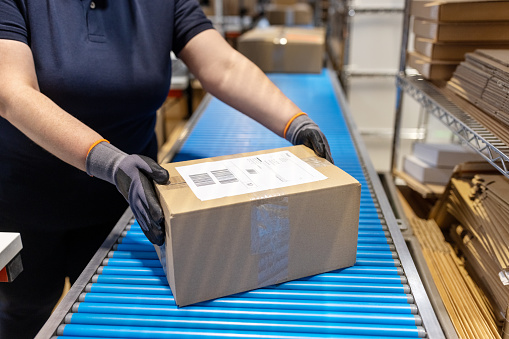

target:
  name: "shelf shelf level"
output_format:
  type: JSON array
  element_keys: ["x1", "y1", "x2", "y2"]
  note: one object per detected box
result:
[{"x1": 397, "y1": 74, "x2": 509, "y2": 178}]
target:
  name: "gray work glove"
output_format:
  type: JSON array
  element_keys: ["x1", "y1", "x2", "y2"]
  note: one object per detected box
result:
[
  {"x1": 285, "y1": 114, "x2": 334, "y2": 164},
  {"x1": 86, "y1": 142, "x2": 170, "y2": 245}
]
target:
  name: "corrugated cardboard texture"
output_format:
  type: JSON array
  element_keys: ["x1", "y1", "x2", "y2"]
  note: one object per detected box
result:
[
  {"x1": 155, "y1": 146, "x2": 360, "y2": 306},
  {"x1": 413, "y1": 19, "x2": 509, "y2": 42},
  {"x1": 407, "y1": 51, "x2": 459, "y2": 80},
  {"x1": 414, "y1": 38, "x2": 509, "y2": 61},
  {"x1": 411, "y1": 0, "x2": 509, "y2": 22},
  {"x1": 238, "y1": 27, "x2": 325, "y2": 73}
]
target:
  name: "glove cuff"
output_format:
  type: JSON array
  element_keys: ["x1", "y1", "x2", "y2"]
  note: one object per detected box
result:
[
  {"x1": 86, "y1": 141, "x2": 127, "y2": 184},
  {"x1": 284, "y1": 114, "x2": 318, "y2": 145}
]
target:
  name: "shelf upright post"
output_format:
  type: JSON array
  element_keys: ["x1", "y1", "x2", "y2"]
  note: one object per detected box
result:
[{"x1": 390, "y1": 0, "x2": 412, "y2": 174}]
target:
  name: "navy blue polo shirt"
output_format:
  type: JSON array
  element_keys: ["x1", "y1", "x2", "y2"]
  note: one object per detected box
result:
[{"x1": 0, "y1": 0, "x2": 213, "y2": 230}]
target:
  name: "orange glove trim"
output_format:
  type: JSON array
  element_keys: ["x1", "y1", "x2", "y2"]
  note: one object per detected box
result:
[
  {"x1": 87, "y1": 138, "x2": 110, "y2": 156},
  {"x1": 283, "y1": 112, "x2": 307, "y2": 139}
]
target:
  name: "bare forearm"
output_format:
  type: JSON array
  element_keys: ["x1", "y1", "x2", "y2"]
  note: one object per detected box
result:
[
  {"x1": 0, "y1": 39, "x2": 101, "y2": 171},
  {"x1": 1, "y1": 85, "x2": 102, "y2": 171}
]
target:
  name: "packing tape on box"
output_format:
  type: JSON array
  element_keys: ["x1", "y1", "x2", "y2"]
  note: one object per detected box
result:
[
  {"x1": 250, "y1": 192, "x2": 290, "y2": 286},
  {"x1": 167, "y1": 175, "x2": 188, "y2": 190},
  {"x1": 302, "y1": 155, "x2": 330, "y2": 169},
  {"x1": 285, "y1": 8, "x2": 295, "y2": 26},
  {"x1": 272, "y1": 28, "x2": 287, "y2": 72}
]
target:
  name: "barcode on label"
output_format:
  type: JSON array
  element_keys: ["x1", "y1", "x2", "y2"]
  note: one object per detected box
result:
[
  {"x1": 246, "y1": 169, "x2": 257, "y2": 175},
  {"x1": 211, "y1": 169, "x2": 238, "y2": 184},
  {"x1": 189, "y1": 173, "x2": 215, "y2": 187}
]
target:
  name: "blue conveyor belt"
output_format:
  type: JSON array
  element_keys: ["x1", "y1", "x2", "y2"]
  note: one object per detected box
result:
[{"x1": 48, "y1": 70, "x2": 435, "y2": 338}]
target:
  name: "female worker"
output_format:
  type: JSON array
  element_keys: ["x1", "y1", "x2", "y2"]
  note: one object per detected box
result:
[{"x1": 0, "y1": 1, "x2": 332, "y2": 337}]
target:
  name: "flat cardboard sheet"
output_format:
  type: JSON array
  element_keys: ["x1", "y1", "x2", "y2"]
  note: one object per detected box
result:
[
  {"x1": 447, "y1": 49, "x2": 509, "y2": 138},
  {"x1": 433, "y1": 173, "x2": 509, "y2": 316},
  {"x1": 411, "y1": 0, "x2": 509, "y2": 22},
  {"x1": 414, "y1": 38, "x2": 509, "y2": 61},
  {"x1": 413, "y1": 19, "x2": 509, "y2": 42},
  {"x1": 407, "y1": 51, "x2": 459, "y2": 80}
]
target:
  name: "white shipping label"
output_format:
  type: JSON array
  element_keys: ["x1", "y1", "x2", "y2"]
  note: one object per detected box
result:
[{"x1": 176, "y1": 151, "x2": 328, "y2": 201}]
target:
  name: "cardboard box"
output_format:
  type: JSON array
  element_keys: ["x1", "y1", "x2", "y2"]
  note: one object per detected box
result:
[
  {"x1": 271, "y1": 0, "x2": 299, "y2": 5},
  {"x1": 264, "y1": 3, "x2": 313, "y2": 26},
  {"x1": 407, "y1": 51, "x2": 459, "y2": 80},
  {"x1": 403, "y1": 154, "x2": 453, "y2": 185},
  {"x1": 411, "y1": 0, "x2": 509, "y2": 22},
  {"x1": 155, "y1": 145, "x2": 361, "y2": 306},
  {"x1": 238, "y1": 26, "x2": 325, "y2": 73},
  {"x1": 413, "y1": 19, "x2": 509, "y2": 42},
  {"x1": 204, "y1": 0, "x2": 258, "y2": 16},
  {"x1": 414, "y1": 37, "x2": 509, "y2": 61},
  {"x1": 413, "y1": 143, "x2": 483, "y2": 167}
]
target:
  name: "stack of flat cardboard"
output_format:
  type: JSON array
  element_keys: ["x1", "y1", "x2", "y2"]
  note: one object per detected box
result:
[
  {"x1": 408, "y1": 0, "x2": 509, "y2": 81},
  {"x1": 447, "y1": 49, "x2": 509, "y2": 128},
  {"x1": 397, "y1": 186, "x2": 500, "y2": 338},
  {"x1": 432, "y1": 173, "x2": 509, "y2": 320}
]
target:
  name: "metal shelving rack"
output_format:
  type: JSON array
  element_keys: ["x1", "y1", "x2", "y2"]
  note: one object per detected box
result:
[
  {"x1": 391, "y1": 0, "x2": 509, "y2": 178},
  {"x1": 336, "y1": 0, "x2": 404, "y2": 94},
  {"x1": 389, "y1": 0, "x2": 509, "y2": 337},
  {"x1": 396, "y1": 75, "x2": 509, "y2": 177}
]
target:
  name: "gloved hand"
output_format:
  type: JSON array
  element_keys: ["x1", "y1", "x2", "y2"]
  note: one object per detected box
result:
[
  {"x1": 284, "y1": 113, "x2": 334, "y2": 164},
  {"x1": 86, "y1": 140, "x2": 170, "y2": 245}
]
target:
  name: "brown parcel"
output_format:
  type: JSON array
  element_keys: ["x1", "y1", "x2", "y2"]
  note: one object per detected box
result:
[
  {"x1": 238, "y1": 26, "x2": 325, "y2": 73},
  {"x1": 154, "y1": 145, "x2": 361, "y2": 307},
  {"x1": 264, "y1": 3, "x2": 313, "y2": 26}
]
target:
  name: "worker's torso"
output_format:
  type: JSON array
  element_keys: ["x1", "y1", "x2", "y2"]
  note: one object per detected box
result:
[{"x1": 0, "y1": 0, "x2": 212, "y2": 230}]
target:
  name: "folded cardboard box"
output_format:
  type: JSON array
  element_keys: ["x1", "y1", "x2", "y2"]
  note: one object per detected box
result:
[
  {"x1": 413, "y1": 18, "x2": 509, "y2": 42},
  {"x1": 407, "y1": 51, "x2": 459, "y2": 80},
  {"x1": 414, "y1": 37, "x2": 509, "y2": 61},
  {"x1": 238, "y1": 26, "x2": 325, "y2": 73},
  {"x1": 411, "y1": 0, "x2": 509, "y2": 22},
  {"x1": 155, "y1": 145, "x2": 361, "y2": 306}
]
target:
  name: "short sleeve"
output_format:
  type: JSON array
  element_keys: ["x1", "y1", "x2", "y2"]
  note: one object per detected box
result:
[
  {"x1": 0, "y1": 0, "x2": 28, "y2": 44},
  {"x1": 172, "y1": 0, "x2": 213, "y2": 56}
]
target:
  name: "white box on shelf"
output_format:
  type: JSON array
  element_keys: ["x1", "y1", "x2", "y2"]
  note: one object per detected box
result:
[
  {"x1": 413, "y1": 143, "x2": 482, "y2": 168},
  {"x1": 403, "y1": 154, "x2": 453, "y2": 185}
]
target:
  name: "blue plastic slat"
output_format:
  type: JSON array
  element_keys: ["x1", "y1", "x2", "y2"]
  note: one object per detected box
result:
[
  {"x1": 66, "y1": 314, "x2": 423, "y2": 337},
  {"x1": 75, "y1": 302, "x2": 419, "y2": 326}
]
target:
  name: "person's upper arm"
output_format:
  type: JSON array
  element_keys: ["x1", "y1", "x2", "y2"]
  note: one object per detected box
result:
[
  {"x1": 178, "y1": 29, "x2": 238, "y2": 88},
  {"x1": 0, "y1": 0, "x2": 39, "y2": 116},
  {"x1": 0, "y1": 0, "x2": 28, "y2": 44},
  {"x1": 172, "y1": 0, "x2": 213, "y2": 56}
]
